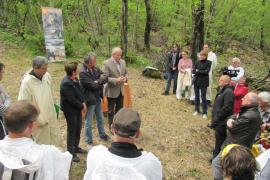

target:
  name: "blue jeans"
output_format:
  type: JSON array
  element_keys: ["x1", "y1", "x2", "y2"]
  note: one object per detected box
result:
[
  {"x1": 85, "y1": 98, "x2": 106, "y2": 144},
  {"x1": 165, "y1": 71, "x2": 178, "y2": 94}
]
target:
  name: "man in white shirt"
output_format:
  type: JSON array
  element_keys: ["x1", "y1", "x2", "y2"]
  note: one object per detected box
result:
[
  {"x1": 83, "y1": 108, "x2": 162, "y2": 180},
  {"x1": 227, "y1": 57, "x2": 245, "y2": 83},
  {"x1": 0, "y1": 100, "x2": 72, "y2": 180},
  {"x1": 203, "y1": 44, "x2": 218, "y2": 103},
  {"x1": 190, "y1": 44, "x2": 217, "y2": 104}
]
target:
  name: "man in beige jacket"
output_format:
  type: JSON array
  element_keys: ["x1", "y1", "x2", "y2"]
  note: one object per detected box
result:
[
  {"x1": 103, "y1": 47, "x2": 128, "y2": 129},
  {"x1": 18, "y1": 56, "x2": 61, "y2": 146}
]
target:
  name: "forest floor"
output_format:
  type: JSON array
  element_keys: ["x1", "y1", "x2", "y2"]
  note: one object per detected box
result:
[
  {"x1": 0, "y1": 40, "x2": 268, "y2": 180},
  {"x1": 0, "y1": 42, "x2": 214, "y2": 180}
]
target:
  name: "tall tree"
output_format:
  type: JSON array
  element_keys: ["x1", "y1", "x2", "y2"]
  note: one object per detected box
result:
[
  {"x1": 260, "y1": 0, "x2": 266, "y2": 51},
  {"x1": 121, "y1": 0, "x2": 128, "y2": 58},
  {"x1": 144, "y1": 0, "x2": 151, "y2": 50},
  {"x1": 190, "y1": 0, "x2": 205, "y2": 63}
]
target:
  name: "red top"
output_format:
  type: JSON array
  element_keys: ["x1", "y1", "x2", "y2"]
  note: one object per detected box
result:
[{"x1": 233, "y1": 84, "x2": 249, "y2": 114}]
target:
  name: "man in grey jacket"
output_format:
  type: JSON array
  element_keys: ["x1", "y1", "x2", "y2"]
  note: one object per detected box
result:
[{"x1": 103, "y1": 47, "x2": 128, "y2": 129}]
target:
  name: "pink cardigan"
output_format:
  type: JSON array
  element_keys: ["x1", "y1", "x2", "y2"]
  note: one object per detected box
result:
[{"x1": 178, "y1": 58, "x2": 193, "y2": 73}]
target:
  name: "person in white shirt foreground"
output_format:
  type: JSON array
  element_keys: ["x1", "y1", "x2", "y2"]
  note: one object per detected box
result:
[
  {"x1": 0, "y1": 100, "x2": 72, "y2": 180},
  {"x1": 84, "y1": 108, "x2": 162, "y2": 180}
]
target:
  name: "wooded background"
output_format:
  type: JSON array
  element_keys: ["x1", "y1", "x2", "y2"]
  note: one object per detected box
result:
[{"x1": 0, "y1": 0, "x2": 269, "y2": 64}]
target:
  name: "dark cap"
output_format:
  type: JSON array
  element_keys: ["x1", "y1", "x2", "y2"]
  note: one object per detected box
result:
[{"x1": 112, "y1": 108, "x2": 141, "y2": 137}]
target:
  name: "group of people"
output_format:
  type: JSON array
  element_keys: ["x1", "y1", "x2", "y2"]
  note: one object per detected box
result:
[
  {"x1": 0, "y1": 41, "x2": 270, "y2": 179},
  {"x1": 163, "y1": 42, "x2": 270, "y2": 179},
  {"x1": 163, "y1": 43, "x2": 218, "y2": 119},
  {"x1": 0, "y1": 47, "x2": 162, "y2": 179}
]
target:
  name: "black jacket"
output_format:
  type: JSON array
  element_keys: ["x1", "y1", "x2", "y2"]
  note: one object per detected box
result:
[
  {"x1": 192, "y1": 59, "x2": 212, "y2": 87},
  {"x1": 60, "y1": 76, "x2": 84, "y2": 114},
  {"x1": 79, "y1": 65, "x2": 108, "y2": 106},
  {"x1": 223, "y1": 104, "x2": 262, "y2": 149},
  {"x1": 212, "y1": 84, "x2": 234, "y2": 127},
  {"x1": 166, "y1": 51, "x2": 181, "y2": 72}
]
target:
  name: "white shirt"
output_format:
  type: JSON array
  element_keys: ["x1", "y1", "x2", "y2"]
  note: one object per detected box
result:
[
  {"x1": 227, "y1": 65, "x2": 245, "y2": 82},
  {"x1": 208, "y1": 51, "x2": 218, "y2": 70},
  {"x1": 0, "y1": 137, "x2": 72, "y2": 180},
  {"x1": 83, "y1": 145, "x2": 162, "y2": 180}
]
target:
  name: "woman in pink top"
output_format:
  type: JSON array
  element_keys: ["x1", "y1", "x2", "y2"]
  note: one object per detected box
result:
[{"x1": 176, "y1": 51, "x2": 193, "y2": 100}]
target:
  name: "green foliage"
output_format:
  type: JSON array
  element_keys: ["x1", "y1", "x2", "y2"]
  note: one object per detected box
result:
[{"x1": 1, "y1": 0, "x2": 270, "y2": 60}]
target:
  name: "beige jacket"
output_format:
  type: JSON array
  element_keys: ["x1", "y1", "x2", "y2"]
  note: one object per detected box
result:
[
  {"x1": 18, "y1": 72, "x2": 61, "y2": 147},
  {"x1": 103, "y1": 58, "x2": 128, "y2": 98}
]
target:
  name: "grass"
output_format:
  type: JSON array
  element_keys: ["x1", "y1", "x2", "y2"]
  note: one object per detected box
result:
[{"x1": 0, "y1": 39, "x2": 268, "y2": 180}]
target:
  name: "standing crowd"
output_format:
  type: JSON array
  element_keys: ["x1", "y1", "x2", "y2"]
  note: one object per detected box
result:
[
  {"x1": 163, "y1": 43, "x2": 270, "y2": 180},
  {"x1": 0, "y1": 42, "x2": 269, "y2": 179},
  {"x1": 0, "y1": 47, "x2": 162, "y2": 179}
]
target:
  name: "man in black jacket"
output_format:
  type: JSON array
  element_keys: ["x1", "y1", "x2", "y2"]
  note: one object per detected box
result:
[
  {"x1": 212, "y1": 92, "x2": 261, "y2": 180},
  {"x1": 162, "y1": 43, "x2": 181, "y2": 95},
  {"x1": 60, "y1": 62, "x2": 87, "y2": 162},
  {"x1": 80, "y1": 53, "x2": 109, "y2": 148},
  {"x1": 211, "y1": 75, "x2": 234, "y2": 159}
]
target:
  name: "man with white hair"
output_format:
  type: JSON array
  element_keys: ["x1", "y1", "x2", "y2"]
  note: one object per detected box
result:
[
  {"x1": 103, "y1": 47, "x2": 128, "y2": 129},
  {"x1": 258, "y1": 91, "x2": 270, "y2": 123},
  {"x1": 212, "y1": 92, "x2": 261, "y2": 180},
  {"x1": 18, "y1": 56, "x2": 61, "y2": 146},
  {"x1": 227, "y1": 57, "x2": 245, "y2": 82}
]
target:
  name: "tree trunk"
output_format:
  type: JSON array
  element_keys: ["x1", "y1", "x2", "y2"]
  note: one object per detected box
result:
[
  {"x1": 190, "y1": 0, "x2": 205, "y2": 64},
  {"x1": 260, "y1": 0, "x2": 265, "y2": 51},
  {"x1": 121, "y1": 0, "x2": 128, "y2": 58},
  {"x1": 132, "y1": 0, "x2": 139, "y2": 50},
  {"x1": 144, "y1": 0, "x2": 151, "y2": 50}
]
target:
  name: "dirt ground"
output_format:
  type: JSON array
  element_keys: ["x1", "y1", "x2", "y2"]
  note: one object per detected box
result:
[{"x1": 0, "y1": 43, "x2": 215, "y2": 180}]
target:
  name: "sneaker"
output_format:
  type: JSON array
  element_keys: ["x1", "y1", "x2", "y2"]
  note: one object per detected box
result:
[
  {"x1": 87, "y1": 144, "x2": 93, "y2": 149},
  {"x1": 193, "y1": 111, "x2": 199, "y2": 116},
  {"x1": 202, "y1": 114, "x2": 207, "y2": 119},
  {"x1": 72, "y1": 155, "x2": 80, "y2": 163},
  {"x1": 100, "y1": 134, "x2": 110, "y2": 141},
  {"x1": 75, "y1": 147, "x2": 87, "y2": 154}
]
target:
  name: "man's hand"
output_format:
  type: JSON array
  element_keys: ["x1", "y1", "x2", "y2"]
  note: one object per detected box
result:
[
  {"x1": 81, "y1": 103, "x2": 87, "y2": 121},
  {"x1": 116, "y1": 76, "x2": 125, "y2": 83},
  {"x1": 227, "y1": 119, "x2": 234, "y2": 128}
]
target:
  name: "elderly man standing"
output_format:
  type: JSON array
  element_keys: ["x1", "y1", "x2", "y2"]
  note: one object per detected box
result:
[
  {"x1": 210, "y1": 75, "x2": 234, "y2": 160},
  {"x1": 103, "y1": 47, "x2": 128, "y2": 129},
  {"x1": 18, "y1": 56, "x2": 60, "y2": 146},
  {"x1": 203, "y1": 43, "x2": 217, "y2": 104},
  {"x1": 212, "y1": 92, "x2": 261, "y2": 180},
  {"x1": 80, "y1": 53, "x2": 109, "y2": 148},
  {"x1": 83, "y1": 108, "x2": 162, "y2": 180}
]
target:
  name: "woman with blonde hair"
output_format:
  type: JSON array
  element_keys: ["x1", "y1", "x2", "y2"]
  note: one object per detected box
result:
[{"x1": 176, "y1": 51, "x2": 193, "y2": 100}]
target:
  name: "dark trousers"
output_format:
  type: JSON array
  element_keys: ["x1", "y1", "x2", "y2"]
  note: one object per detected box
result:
[
  {"x1": 64, "y1": 112, "x2": 82, "y2": 156},
  {"x1": 107, "y1": 94, "x2": 124, "y2": 128},
  {"x1": 213, "y1": 125, "x2": 227, "y2": 158},
  {"x1": 0, "y1": 118, "x2": 7, "y2": 140},
  {"x1": 165, "y1": 70, "x2": 178, "y2": 94},
  {"x1": 194, "y1": 85, "x2": 208, "y2": 114}
]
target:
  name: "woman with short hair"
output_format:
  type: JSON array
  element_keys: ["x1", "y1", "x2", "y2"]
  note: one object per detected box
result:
[
  {"x1": 60, "y1": 62, "x2": 87, "y2": 162},
  {"x1": 176, "y1": 51, "x2": 193, "y2": 100}
]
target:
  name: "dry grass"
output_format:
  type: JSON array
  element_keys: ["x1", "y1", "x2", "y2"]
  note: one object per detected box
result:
[{"x1": 0, "y1": 42, "x2": 217, "y2": 180}]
